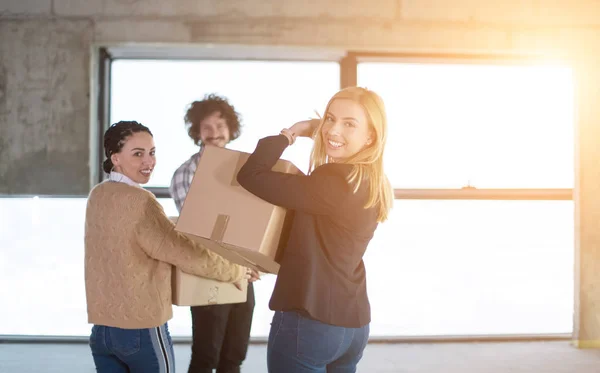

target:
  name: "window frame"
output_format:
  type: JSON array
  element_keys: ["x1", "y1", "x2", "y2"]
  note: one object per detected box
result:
[
  {"x1": 101, "y1": 45, "x2": 346, "y2": 197},
  {"x1": 95, "y1": 46, "x2": 574, "y2": 342},
  {"x1": 101, "y1": 48, "x2": 573, "y2": 201},
  {"x1": 346, "y1": 51, "x2": 574, "y2": 201}
]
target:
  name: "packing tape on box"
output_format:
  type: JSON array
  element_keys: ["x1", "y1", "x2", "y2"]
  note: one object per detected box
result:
[{"x1": 210, "y1": 214, "x2": 230, "y2": 242}]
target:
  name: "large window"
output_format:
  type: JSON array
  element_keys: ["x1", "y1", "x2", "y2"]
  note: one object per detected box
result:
[
  {"x1": 0, "y1": 197, "x2": 89, "y2": 336},
  {"x1": 359, "y1": 60, "x2": 574, "y2": 335},
  {"x1": 111, "y1": 58, "x2": 340, "y2": 337},
  {"x1": 358, "y1": 62, "x2": 574, "y2": 189},
  {"x1": 0, "y1": 50, "x2": 575, "y2": 340},
  {"x1": 111, "y1": 60, "x2": 340, "y2": 187},
  {"x1": 364, "y1": 200, "x2": 573, "y2": 336},
  {"x1": 0, "y1": 197, "x2": 280, "y2": 338}
]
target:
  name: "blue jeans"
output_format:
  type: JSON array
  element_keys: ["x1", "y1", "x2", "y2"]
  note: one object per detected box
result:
[
  {"x1": 267, "y1": 311, "x2": 370, "y2": 373},
  {"x1": 89, "y1": 323, "x2": 175, "y2": 373}
]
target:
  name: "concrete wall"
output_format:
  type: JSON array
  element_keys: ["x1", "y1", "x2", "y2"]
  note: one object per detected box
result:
[
  {"x1": 2, "y1": 0, "x2": 600, "y2": 345},
  {"x1": 1, "y1": 0, "x2": 599, "y2": 194},
  {"x1": 0, "y1": 18, "x2": 92, "y2": 194}
]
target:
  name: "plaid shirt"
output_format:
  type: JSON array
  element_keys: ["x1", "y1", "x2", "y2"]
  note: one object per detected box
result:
[{"x1": 169, "y1": 150, "x2": 203, "y2": 213}]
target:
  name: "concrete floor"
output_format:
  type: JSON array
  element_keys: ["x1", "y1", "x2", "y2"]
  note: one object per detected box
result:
[{"x1": 1, "y1": 341, "x2": 600, "y2": 372}]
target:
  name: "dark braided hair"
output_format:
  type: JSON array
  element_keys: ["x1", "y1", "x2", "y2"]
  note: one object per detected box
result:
[
  {"x1": 103, "y1": 121, "x2": 153, "y2": 173},
  {"x1": 184, "y1": 94, "x2": 242, "y2": 145}
]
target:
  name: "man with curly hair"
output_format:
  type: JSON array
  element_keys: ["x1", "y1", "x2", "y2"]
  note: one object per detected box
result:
[{"x1": 169, "y1": 94, "x2": 255, "y2": 373}]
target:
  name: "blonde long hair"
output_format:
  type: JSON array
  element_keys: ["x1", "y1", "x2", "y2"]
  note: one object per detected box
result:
[{"x1": 309, "y1": 87, "x2": 393, "y2": 222}]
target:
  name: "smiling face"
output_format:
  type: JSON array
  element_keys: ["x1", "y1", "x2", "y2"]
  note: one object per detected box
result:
[
  {"x1": 320, "y1": 98, "x2": 373, "y2": 163},
  {"x1": 199, "y1": 111, "x2": 231, "y2": 148},
  {"x1": 110, "y1": 131, "x2": 156, "y2": 184}
]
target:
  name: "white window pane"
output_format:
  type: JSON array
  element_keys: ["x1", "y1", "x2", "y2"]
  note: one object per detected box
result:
[
  {"x1": 158, "y1": 197, "x2": 178, "y2": 217},
  {"x1": 111, "y1": 60, "x2": 340, "y2": 187},
  {"x1": 365, "y1": 200, "x2": 573, "y2": 336},
  {"x1": 0, "y1": 197, "x2": 274, "y2": 338},
  {"x1": 0, "y1": 197, "x2": 573, "y2": 337},
  {"x1": 0, "y1": 197, "x2": 89, "y2": 336},
  {"x1": 358, "y1": 63, "x2": 575, "y2": 189}
]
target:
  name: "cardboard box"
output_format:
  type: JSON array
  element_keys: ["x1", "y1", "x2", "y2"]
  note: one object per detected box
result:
[
  {"x1": 174, "y1": 146, "x2": 300, "y2": 274},
  {"x1": 171, "y1": 268, "x2": 248, "y2": 306},
  {"x1": 169, "y1": 216, "x2": 248, "y2": 306}
]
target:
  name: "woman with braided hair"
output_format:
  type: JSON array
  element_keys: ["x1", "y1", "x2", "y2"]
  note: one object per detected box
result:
[{"x1": 85, "y1": 120, "x2": 253, "y2": 373}]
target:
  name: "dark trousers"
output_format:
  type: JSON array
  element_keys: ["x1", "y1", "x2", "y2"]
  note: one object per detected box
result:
[{"x1": 188, "y1": 282, "x2": 255, "y2": 373}]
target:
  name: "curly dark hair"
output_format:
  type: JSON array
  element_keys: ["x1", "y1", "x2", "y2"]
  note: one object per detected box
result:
[
  {"x1": 184, "y1": 94, "x2": 242, "y2": 145},
  {"x1": 103, "y1": 121, "x2": 153, "y2": 173}
]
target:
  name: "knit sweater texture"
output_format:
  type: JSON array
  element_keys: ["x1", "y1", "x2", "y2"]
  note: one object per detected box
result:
[{"x1": 84, "y1": 181, "x2": 245, "y2": 329}]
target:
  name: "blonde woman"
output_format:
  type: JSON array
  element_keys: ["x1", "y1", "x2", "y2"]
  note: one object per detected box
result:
[{"x1": 237, "y1": 87, "x2": 393, "y2": 373}]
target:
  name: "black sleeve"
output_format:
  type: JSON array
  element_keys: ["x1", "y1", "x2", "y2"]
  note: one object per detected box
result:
[{"x1": 236, "y1": 135, "x2": 349, "y2": 216}]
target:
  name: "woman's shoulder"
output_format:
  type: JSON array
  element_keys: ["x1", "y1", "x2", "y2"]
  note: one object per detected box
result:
[
  {"x1": 89, "y1": 182, "x2": 154, "y2": 207},
  {"x1": 309, "y1": 164, "x2": 357, "y2": 196},
  {"x1": 312, "y1": 163, "x2": 374, "y2": 201},
  {"x1": 311, "y1": 163, "x2": 356, "y2": 188},
  {"x1": 312, "y1": 162, "x2": 353, "y2": 177}
]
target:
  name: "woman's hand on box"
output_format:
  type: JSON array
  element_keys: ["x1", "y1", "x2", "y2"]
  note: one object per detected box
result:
[
  {"x1": 248, "y1": 269, "x2": 261, "y2": 283},
  {"x1": 233, "y1": 268, "x2": 261, "y2": 290}
]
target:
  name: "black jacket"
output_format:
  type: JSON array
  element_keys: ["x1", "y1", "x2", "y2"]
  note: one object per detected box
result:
[{"x1": 237, "y1": 135, "x2": 378, "y2": 328}]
